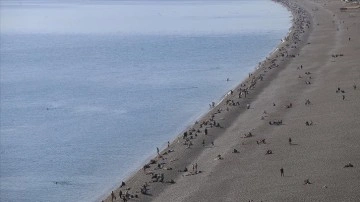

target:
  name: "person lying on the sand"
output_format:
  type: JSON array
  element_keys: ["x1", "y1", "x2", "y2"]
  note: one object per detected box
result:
[
  {"x1": 178, "y1": 167, "x2": 188, "y2": 172},
  {"x1": 305, "y1": 121, "x2": 313, "y2": 126},
  {"x1": 265, "y1": 150, "x2": 273, "y2": 155},
  {"x1": 269, "y1": 120, "x2": 282, "y2": 125}
]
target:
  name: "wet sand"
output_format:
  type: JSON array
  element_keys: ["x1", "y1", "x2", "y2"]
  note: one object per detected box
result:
[{"x1": 102, "y1": 0, "x2": 360, "y2": 201}]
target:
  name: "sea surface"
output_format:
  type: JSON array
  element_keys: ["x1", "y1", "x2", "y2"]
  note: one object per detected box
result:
[{"x1": 0, "y1": 0, "x2": 291, "y2": 201}]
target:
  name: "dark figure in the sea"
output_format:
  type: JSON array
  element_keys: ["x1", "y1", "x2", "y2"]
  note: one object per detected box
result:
[
  {"x1": 289, "y1": 138, "x2": 292, "y2": 145},
  {"x1": 280, "y1": 168, "x2": 284, "y2": 177}
]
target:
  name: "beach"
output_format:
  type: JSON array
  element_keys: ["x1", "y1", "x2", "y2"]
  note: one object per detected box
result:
[{"x1": 102, "y1": 0, "x2": 360, "y2": 201}]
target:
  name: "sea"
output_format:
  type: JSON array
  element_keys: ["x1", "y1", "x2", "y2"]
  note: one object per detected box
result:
[{"x1": 0, "y1": 0, "x2": 291, "y2": 201}]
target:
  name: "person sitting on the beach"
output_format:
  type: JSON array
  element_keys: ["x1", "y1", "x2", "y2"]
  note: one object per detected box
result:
[
  {"x1": 217, "y1": 154, "x2": 223, "y2": 160},
  {"x1": 143, "y1": 164, "x2": 150, "y2": 172},
  {"x1": 286, "y1": 103, "x2": 293, "y2": 108},
  {"x1": 303, "y1": 179, "x2": 312, "y2": 185},
  {"x1": 265, "y1": 150, "x2": 273, "y2": 155},
  {"x1": 233, "y1": 149, "x2": 239, "y2": 153},
  {"x1": 140, "y1": 185, "x2": 148, "y2": 195},
  {"x1": 120, "y1": 181, "x2": 126, "y2": 188},
  {"x1": 344, "y1": 162, "x2": 354, "y2": 168}
]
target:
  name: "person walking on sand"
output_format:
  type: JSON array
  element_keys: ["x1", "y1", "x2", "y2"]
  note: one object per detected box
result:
[
  {"x1": 280, "y1": 168, "x2": 284, "y2": 177},
  {"x1": 111, "y1": 191, "x2": 116, "y2": 202}
]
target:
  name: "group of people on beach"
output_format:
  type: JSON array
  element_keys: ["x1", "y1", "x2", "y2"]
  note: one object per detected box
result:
[{"x1": 104, "y1": 0, "x2": 359, "y2": 201}]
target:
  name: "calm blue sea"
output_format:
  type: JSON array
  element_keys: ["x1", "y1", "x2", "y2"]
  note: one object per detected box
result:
[{"x1": 0, "y1": 0, "x2": 291, "y2": 201}]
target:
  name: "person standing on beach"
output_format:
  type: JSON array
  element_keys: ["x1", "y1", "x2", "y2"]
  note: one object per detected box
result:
[
  {"x1": 111, "y1": 191, "x2": 116, "y2": 202},
  {"x1": 157, "y1": 147, "x2": 160, "y2": 155},
  {"x1": 289, "y1": 138, "x2": 292, "y2": 145},
  {"x1": 280, "y1": 168, "x2": 284, "y2": 177}
]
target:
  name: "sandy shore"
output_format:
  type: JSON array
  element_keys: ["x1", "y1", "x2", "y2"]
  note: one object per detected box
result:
[{"x1": 102, "y1": 0, "x2": 360, "y2": 201}]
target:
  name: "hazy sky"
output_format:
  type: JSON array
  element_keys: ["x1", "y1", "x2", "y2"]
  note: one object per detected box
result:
[{"x1": 0, "y1": 0, "x2": 291, "y2": 35}]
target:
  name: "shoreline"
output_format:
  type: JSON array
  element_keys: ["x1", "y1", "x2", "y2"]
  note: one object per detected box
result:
[
  {"x1": 102, "y1": 0, "x2": 360, "y2": 201},
  {"x1": 99, "y1": 0, "x2": 297, "y2": 197},
  {"x1": 101, "y1": 0, "x2": 308, "y2": 200}
]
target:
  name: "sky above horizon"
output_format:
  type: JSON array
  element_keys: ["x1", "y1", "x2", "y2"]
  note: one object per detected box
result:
[{"x1": 0, "y1": 0, "x2": 291, "y2": 35}]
